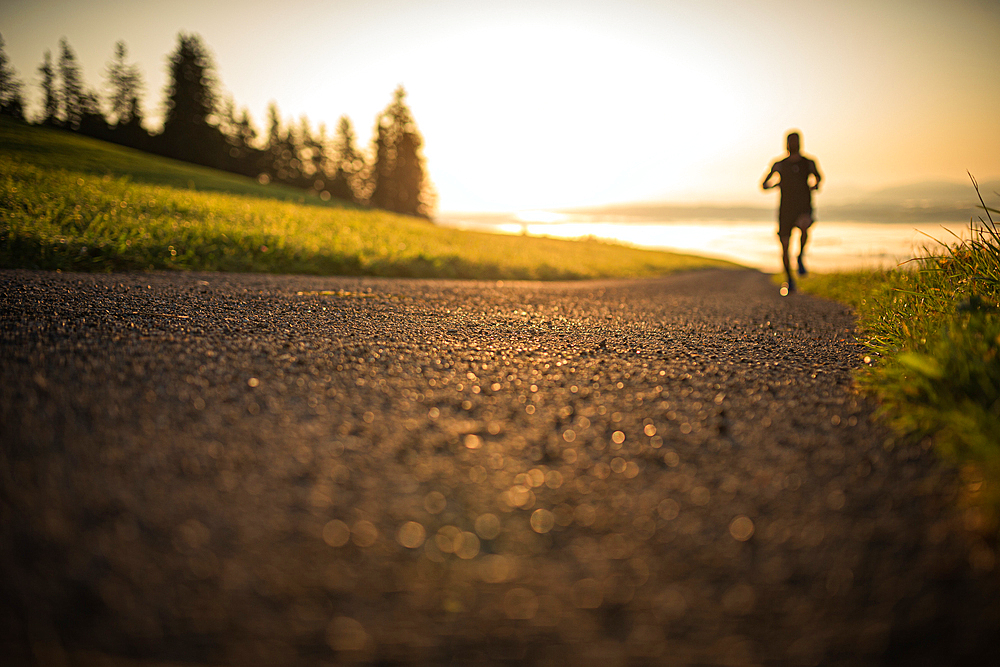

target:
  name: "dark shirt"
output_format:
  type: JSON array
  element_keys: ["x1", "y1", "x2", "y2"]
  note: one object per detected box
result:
[{"x1": 771, "y1": 156, "x2": 819, "y2": 218}]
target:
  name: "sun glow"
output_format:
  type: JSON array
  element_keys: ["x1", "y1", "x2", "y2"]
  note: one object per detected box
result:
[{"x1": 515, "y1": 210, "x2": 567, "y2": 223}]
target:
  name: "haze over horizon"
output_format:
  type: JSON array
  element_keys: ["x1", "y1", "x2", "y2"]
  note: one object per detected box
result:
[{"x1": 3, "y1": 0, "x2": 999, "y2": 213}]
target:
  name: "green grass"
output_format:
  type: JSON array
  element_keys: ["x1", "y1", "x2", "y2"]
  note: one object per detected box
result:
[
  {"x1": 804, "y1": 181, "x2": 1000, "y2": 527},
  {"x1": 0, "y1": 117, "x2": 321, "y2": 204},
  {"x1": 0, "y1": 118, "x2": 735, "y2": 280}
]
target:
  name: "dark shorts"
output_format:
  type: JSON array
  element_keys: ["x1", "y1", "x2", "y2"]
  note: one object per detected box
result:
[{"x1": 778, "y1": 209, "x2": 813, "y2": 239}]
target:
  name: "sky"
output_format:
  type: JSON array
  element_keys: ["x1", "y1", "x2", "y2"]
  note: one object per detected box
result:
[{"x1": 3, "y1": 0, "x2": 999, "y2": 212}]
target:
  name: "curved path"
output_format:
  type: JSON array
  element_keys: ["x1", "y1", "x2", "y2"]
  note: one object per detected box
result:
[{"x1": 1, "y1": 268, "x2": 996, "y2": 666}]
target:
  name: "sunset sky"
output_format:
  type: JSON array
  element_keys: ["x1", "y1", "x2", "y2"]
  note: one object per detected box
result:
[{"x1": 3, "y1": 0, "x2": 999, "y2": 212}]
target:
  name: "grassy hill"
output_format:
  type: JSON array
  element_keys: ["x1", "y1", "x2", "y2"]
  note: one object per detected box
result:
[{"x1": 0, "y1": 118, "x2": 735, "y2": 279}]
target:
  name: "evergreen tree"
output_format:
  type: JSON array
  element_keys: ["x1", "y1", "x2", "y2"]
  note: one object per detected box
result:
[
  {"x1": 77, "y1": 88, "x2": 109, "y2": 138},
  {"x1": 229, "y1": 107, "x2": 260, "y2": 176},
  {"x1": 282, "y1": 122, "x2": 303, "y2": 185},
  {"x1": 104, "y1": 40, "x2": 143, "y2": 126},
  {"x1": 0, "y1": 34, "x2": 25, "y2": 119},
  {"x1": 298, "y1": 116, "x2": 319, "y2": 177},
  {"x1": 368, "y1": 86, "x2": 431, "y2": 217},
  {"x1": 37, "y1": 50, "x2": 58, "y2": 126},
  {"x1": 306, "y1": 121, "x2": 330, "y2": 182},
  {"x1": 236, "y1": 108, "x2": 257, "y2": 150},
  {"x1": 217, "y1": 97, "x2": 259, "y2": 173},
  {"x1": 58, "y1": 38, "x2": 84, "y2": 128},
  {"x1": 116, "y1": 95, "x2": 148, "y2": 149},
  {"x1": 264, "y1": 101, "x2": 285, "y2": 181},
  {"x1": 160, "y1": 33, "x2": 225, "y2": 166},
  {"x1": 260, "y1": 103, "x2": 304, "y2": 186},
  {"x1": 331, "y1": 115, "x2": 364, "y2": 203},
  {"x1": 218, "y1": 95, "x2": 240, "y2": 153}
]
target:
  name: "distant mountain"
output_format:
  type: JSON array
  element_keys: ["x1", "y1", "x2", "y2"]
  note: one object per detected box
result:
[
  {"x1": 860, "y1": 180, "x2": 1000, "y2": 205},
  {"x1": 567, "y1": 179, "x2": 999, "y2": 224}
]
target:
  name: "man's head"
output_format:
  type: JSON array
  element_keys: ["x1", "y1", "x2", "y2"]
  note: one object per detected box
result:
[{"x1": 786, "y1": 131, "x2": 801, "y2": 155}]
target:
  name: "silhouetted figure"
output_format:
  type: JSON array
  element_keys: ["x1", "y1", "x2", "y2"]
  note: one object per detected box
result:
[{"x1": 762, "y1": 131, "x2": 822, "y2": 294}]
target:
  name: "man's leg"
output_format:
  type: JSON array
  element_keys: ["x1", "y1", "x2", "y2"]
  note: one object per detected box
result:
[
  {"x1": 798, "y1": 228, "x2": 809, "y2": 276},
  {"x1": 780, "y1": 234, "x2": 795, "y2": 291}
]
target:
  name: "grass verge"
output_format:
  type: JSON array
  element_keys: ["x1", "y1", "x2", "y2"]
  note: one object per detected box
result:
[
  {"x1": 0, "y1": 118, "x2": 735, "y2": 280},
  {"x1": 804, "y1": 180, "x2": 1000, "y2": 532}
]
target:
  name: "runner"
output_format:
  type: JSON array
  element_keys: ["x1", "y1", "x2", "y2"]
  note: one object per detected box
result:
[{"x1": 762, "y1": 131, "x2": 822, "y2": 294}]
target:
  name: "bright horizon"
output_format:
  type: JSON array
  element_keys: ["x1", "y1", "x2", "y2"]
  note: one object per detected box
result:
[{"x1": 3, "y1": 0, "x2": 999, "y2": 212}]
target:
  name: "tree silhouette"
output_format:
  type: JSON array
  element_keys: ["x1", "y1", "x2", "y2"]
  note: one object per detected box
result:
[
  {"x1": 299, "y1": 117, "x2": 330, "y2": 192},
  {"x1": 9, "y1": 33, "x2": 436, "y2": 207},
  {"x1": 77, "y1": 88, "x2": 110, "y2": 138},
  {"x1": 58, "y1": 38, "x2": 84, "y2": 129},
  {"x1": 160, "y1": 33, "x2": 224, "y2": 165},
  {"x1": 331, "y1": 115, "x2": 364, "y2": 203},
  {"x1": 104, "y1": 41, "x2": 143, "y2": 127},
  {"x1": 368, "y1": 86, "x2": 431, "y2": 217},
  {"x1": 0, "y1": 34, "x2": 25, "y2": 119},
  {"x1": 263, "y1": 101, "x2": 287, "y2": 181},
  {"x1": 235, "y1": 108, "x2": 257, "y2": 151},
  {"x1": 217, "y1": 96, "x2": 259, "y2": 171},
  {"x1": 37, "y1": 50, "x2": 58, "y2": 126}
]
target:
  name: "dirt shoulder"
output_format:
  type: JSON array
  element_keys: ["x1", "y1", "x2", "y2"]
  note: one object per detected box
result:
[{"x1": 1, "y1": 268, "x2": 996, "y2": 666}]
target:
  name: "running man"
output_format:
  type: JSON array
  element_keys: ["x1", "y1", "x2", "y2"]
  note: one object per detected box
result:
[{"x1": 762, "y1": 131, "x2": 822, "y2": 294}]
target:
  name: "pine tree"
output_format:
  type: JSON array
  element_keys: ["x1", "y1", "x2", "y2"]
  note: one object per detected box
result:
[
  {"x1": 37, "y1": 50, "x2": 58, "y2": 126},
  {"x1": 368, "y1": 86, "x2": 432, "y2": 217},
  {"x1": 58, "y1": 38, "x2": 84, "y2": 129},
  {"x1": 218, "y1": 95, "x2": 240, "y2": 151},
  {"x1": 77, "y1": 88, "x2": 109, "y2": 138},
  {"x1": 307, "y1": 121, "x2": 330, "y2": 184},
  {"x1": 0, "y1": 34, "x2": 25, "y2": 119},
  {"x1": 236, "y1": 108, "x2": 257, "y2": 150},
  {"x1": 160, "y1": 33, "x2": 224, "y2": 166},
  {"x1": 298, "y1": 117, "x2": 330, "y2": 193},
  {"x1": 283, "y1": 123, "x2": 303, "y2": 185},
  {"x1": 331, "y1": 115, "x2": 364, "y2": 203},
  {"x1": 104, "y1": 41, "x2": 143, "y2": 126},
  {"x1": 264, "y1": 101, "x2": 285, "y2": 181}
]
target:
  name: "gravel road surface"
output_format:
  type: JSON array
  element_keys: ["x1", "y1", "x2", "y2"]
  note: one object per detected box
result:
[{"x1": 1, "y1": 268, "x2": 997, "y2": 666}]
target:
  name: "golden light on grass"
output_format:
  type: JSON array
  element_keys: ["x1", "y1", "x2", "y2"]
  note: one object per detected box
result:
[
  {"x1": 530, "y1": 508, "x2": 555, "y2": 534},
  {"x1": 658, "y1": 498, "x2": 680, "y2": 521},
  {"x1": 326, "y1": 616, "x2": 369, "y2": 652},
  {"x1": 721, "y1": 584, "x2": 757, "y2": 615},
  {"x1": 423, "y1": 491, "x2": 447, "y2": 514},
  {"x1": 572, "y1": 578, "x2": 602, "y2": 609},
  {"x1": 526, "y1": 469, "x2": 545, "y2": 487},
  {"x1": 503, "y1": 587, "x2": 538, "y2": 620},
  {"x1": 474, "y1": 513, "x2": 501, "y2": 540},
  {"x1": 454, "y1": 532, "x2": 480, "y2": 559},
  {"x1": 435, "y1": 526, "x2": 462, "y2": 554},
  {"x1": 396, "y1": 521, "x2": 426, "y2": 549},
  {"x1": 479, "y1": 554, "x2": 514, "y2": 584},
  {"x1": 729, "y1": 516, "x2": 755, "y2": 542},
  {"x1": 508, "y1": 485, "x2": 534, "y2": 510},
  {"x1": 351, "y1": 520, "x2": 378, "y2": 547},
  {"x1": 691, "y1": 486, "x2": 711, "y2": 506},
  {"x1": 322, "y1": 519, "x2": 350, "y2": 547}
]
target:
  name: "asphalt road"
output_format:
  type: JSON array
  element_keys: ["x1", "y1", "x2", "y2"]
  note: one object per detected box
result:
[{"x1": 1, "y1": 268, "x2": 997, "y2": 666}]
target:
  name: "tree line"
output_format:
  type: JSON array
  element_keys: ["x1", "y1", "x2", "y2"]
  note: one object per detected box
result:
[{"x1": 0, "y1": 32, "x2": 433, "y2": 218}]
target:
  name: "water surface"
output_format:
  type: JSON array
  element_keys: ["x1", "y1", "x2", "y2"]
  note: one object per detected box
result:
[{"x1": 436, "y1": 213, "x2": 977, "y2": 273}]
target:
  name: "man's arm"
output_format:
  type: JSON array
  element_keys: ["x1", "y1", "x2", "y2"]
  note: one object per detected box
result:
[
  {"x1": 761, "y1": 164, "x2": 778, "y2": 190},
  {"x1": 810, "y1": 160, "x2": 823, "y2": 191}
]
